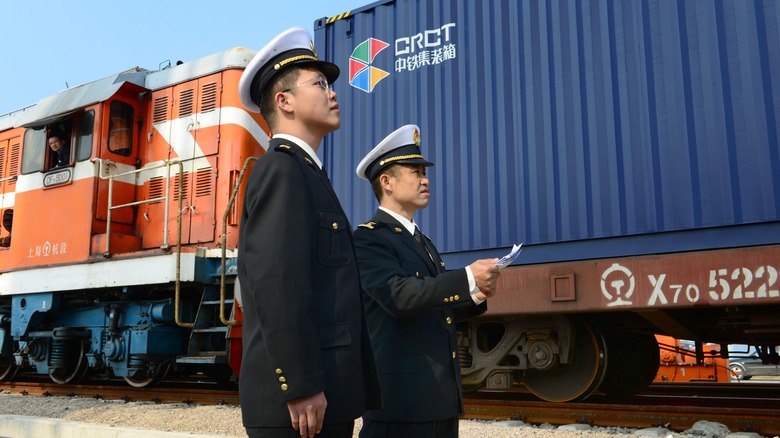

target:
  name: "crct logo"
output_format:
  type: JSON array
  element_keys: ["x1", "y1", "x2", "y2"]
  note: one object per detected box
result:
[{"x1": 349, "y1": 38, "x2": 390, "y2": 93}]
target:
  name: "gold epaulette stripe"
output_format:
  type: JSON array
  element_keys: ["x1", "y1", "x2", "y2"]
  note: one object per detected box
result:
[{"x1": 379, "y1": 154, "x2": 424, "y2": 166}]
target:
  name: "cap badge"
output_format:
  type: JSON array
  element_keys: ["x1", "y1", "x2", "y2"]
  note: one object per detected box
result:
[{"x1": 413, "y1": 128, "x2": 421, "y2": 147}]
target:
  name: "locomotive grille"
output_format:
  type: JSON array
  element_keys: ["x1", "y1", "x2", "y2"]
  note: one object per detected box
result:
[
  {"x1": 8, "y1": 142, "x2": 20, "y2": 185},
  {"x1": 153, "y1": 96, "x2": 169, "y2": 124},
  {"x1": 173, "y1": 172, "x2": 190, "y2": 201},
  {"x1": 178, "y1": 89, "x2": 194, "y2": 117},
  {"x1": 195, "y1": 168, "x2": 212, "y2": 197},
  {"x1": 200, "y1": 82, "x2": 218, "y2": 113},
  {"x1": 148, "y1": 176, "x2": 164, "y2": 203}
]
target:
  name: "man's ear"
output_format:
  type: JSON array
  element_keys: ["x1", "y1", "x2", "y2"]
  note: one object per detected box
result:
[
  {"x1": 274, "y1": 91, "x2": 293, "y2": 113},
  {"x1": 379, "y1": 173, "x2": 392, "y2": 193}
]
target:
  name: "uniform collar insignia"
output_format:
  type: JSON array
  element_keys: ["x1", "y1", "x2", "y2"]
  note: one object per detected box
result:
[{"x1": 358, "y1": 221, "x2": 377, "y2": 230}]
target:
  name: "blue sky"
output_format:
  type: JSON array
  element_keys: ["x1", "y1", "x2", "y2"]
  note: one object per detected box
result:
[{"x1": 0, "y1": 0, "x2": 373, "y2": 115}]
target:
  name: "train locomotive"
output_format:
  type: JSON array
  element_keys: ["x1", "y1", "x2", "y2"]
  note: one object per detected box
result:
[{"x1": 0, "y1": 49, "x2": 266, "y2": 386}]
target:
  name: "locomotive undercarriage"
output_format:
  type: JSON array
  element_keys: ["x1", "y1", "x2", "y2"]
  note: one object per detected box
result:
[{"x1": 0, "y1": 283, "x2": 236, "y2": 387}]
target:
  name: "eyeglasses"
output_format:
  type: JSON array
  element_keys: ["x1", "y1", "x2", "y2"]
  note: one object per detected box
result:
[{"x1": 282, "y1": 76, "x2": 332, "y2": 92}]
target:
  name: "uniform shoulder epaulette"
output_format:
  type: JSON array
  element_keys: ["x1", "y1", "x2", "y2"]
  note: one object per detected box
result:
[
  {"x1": 274, "y1": 144, "x2": 295, "y2": 155},
  {"x1": 358, "y1": 221, "x2": 379, "y2": 230}
]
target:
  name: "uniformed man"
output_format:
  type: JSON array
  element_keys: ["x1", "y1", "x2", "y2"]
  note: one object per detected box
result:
[
  {"x1": 353, "y1": 125, "x2": 501, "y2": 437},
  {"x1": 236, "y1": 27, "x2": 380, "y2": 438}
]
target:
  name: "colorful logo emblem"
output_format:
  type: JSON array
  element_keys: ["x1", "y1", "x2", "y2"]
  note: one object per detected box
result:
[{"x1": 349, "y1": 38, "x2": 390, "y2": 93}]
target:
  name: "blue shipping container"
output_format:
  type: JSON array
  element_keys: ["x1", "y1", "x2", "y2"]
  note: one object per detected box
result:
[{"x1": 315, "y1": 0, "x2": 780, "y2": 266}]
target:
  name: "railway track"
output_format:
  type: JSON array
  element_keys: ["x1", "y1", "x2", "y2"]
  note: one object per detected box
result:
[
  {"x1": 0, "y1": 379, "x2": 240, "y2": 406},
  {"x1": 1, "y1": 380, "x2": 778, "y2": 436},
  {"x1": 465, "y1": 382, "x2": 780, "y2": 436}
]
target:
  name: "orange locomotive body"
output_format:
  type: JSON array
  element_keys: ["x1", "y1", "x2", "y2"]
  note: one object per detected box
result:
[
  {"x1": 0, "y1": 48, "x2": 266, "y2": 385},
  {"x1": 654, "y1": 335, "x2": 729, "y2": 383}
]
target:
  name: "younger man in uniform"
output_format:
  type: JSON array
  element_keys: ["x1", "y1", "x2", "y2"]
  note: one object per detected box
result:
[{"x1": 237, "y1": 27, "x2": 380, "y2": 438}]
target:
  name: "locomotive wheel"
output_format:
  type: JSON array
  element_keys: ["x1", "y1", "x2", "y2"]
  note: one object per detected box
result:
[
  {"x1": 522, "y1": 320, "x2": 607, "y2": 402},
  {"x1": 599, "y1": 331, "x2": 660, "y2": 397},
  {"x1": 123, "y1": 362, "x2": 171, "y2": 388},
  {"x1": 49, "y1": 340, "x2": 89, "y2": 385},
  {"x1": 0, "y1": 355, "x2": 18, "y2": 381}
]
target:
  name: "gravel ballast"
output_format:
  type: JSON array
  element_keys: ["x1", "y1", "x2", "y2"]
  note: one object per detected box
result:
[{"x1": 0, "y1": 392, "x2": 771, "y2": 438}]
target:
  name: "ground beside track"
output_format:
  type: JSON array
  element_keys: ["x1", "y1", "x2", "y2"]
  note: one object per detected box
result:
[{"x1": 0, "y1": 378, "x2": 778, "y2": 437}]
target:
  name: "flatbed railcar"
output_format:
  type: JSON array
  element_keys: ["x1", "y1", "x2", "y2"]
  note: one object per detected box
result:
[
  {"x1": 316, "y1": 0, "x2": 780, "y2": 402},
  {"x1": 0, "y1": 49, "x2": 267, "y2": 386}
]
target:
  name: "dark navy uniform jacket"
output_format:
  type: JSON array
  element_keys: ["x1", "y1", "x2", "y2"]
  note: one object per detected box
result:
[
  {"x1": 237, "y1": 138, "x2": 380, "y2": 428},
  {"x1": 354, "y1": 209, "x2": 487, "y2": 422}
]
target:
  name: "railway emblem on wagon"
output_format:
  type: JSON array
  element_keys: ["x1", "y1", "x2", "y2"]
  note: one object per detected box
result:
[{"x1": 601, "y1": 263, "x2": 635, "y2": 307}]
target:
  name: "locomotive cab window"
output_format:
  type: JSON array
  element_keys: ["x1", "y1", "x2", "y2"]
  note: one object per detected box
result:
[
  {"x1": 76, "y1": 110, "x2": 95, "y2": 162},
  {"x1": 108, "y1": 101, "x2": 133, "y2": 156},
  {"x1": 21, "y1": 111, "x2": 95, "y2": 174},
  {"x1": 21, "y1": 128, "x2": 46, "y2": 174}
]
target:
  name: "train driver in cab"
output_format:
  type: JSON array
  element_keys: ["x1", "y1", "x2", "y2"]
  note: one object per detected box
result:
[{"x1": 47, "y1": 130, "x2": 71, "y2": 168}]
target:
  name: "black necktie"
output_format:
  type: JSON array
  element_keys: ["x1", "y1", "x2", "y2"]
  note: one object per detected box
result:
[{"x1": 414, "y1": 227, "x2": 436, "y2": 268}]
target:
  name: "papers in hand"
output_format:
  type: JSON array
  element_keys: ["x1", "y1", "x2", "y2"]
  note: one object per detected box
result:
[{"x1": 495, "y1": 244, "x2": 523, "y2": 269}]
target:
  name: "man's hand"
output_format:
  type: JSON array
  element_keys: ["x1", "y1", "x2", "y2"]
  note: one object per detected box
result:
[
  {"x1": 287, "y1": 391, "x2": 327, "y2": 438},
  {"x1": 469, "y1": 258, "x2": 500, "y2": 299}
]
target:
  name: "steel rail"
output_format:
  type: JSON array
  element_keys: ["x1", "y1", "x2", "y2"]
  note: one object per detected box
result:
[{"x1": 464, "y1": 393, "x2": 780, "y2": 436}]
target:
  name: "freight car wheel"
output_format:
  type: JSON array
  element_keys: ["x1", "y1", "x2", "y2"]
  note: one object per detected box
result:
[
  {"x1": 599, "y1": 331, "x2": 660, "y2": 397},
  {"x1": 123, "y1": 362, "x2": 171, "y2": 388},
  {"x1": 522, "y1": 320, "x2": 606, "y2": 402}
]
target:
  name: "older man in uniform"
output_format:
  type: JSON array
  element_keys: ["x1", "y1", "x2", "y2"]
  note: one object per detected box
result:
[
  {"x1": 353, "y1": 125, "x2": 501, "y2": 437},
  {"x1": 237, "y1": 27, "x2": 380, "y2": 438}
]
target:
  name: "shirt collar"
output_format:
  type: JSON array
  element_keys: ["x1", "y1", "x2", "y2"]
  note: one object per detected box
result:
[
  {"x1": 273, "y1": 134, "x2": 323, "y2": 169},
  {"x1": 379, "y1": 206, "x2": 417, "y2": 235}
]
